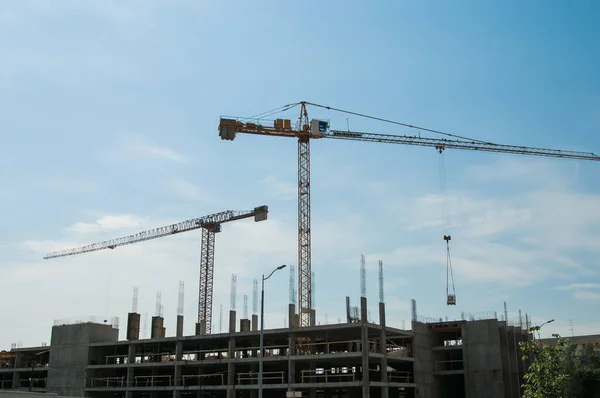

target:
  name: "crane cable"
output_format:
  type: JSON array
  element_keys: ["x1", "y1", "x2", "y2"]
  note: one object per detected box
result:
[
  {"x1": 240, "y1": 102, "x2": 301, "y2": 123},
  {"x1": 438, "y1": 148, "x2": 456, "y2": 301},
  {"x1": 306, "y1": 101, "x2": 490, "y2": 144}
]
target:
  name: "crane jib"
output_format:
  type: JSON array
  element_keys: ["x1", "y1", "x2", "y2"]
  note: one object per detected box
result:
[
  {"x1": 326, "y1": 130, "x2": 599, "y2": 161},
  {"x1": 43, "y1": 206, "x2": 269, "y2": 260}
]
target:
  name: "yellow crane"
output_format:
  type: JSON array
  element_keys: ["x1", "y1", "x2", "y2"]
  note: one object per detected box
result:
[{"x1": 219, "y1": 101, "x2": 600, "y2": 325}]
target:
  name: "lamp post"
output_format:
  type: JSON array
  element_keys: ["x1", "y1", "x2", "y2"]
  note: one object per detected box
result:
[
  {"x1": 259, "y1": 264, "x2": 287, "y2": 398},
  {"x1": 30, "y1": 349, "x2": 50, "y2": 391},
  {"x1": 535, "y1": 319, "x2": 555, "y2": 340}
]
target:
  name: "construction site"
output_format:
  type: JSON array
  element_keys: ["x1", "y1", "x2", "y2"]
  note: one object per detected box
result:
[
  {"x1": 0, "y1": 295, "x2": 530, "y2": 398},
  {"x1": 2, "y1": 103, "x2": 599, "y2": 398}
]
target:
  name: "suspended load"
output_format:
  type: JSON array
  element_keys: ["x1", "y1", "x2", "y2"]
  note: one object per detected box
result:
[
  {"x1": 445, "y1": 234, "x2": 456, "y2": 305},
  {"x1": 438, "y1": 146, "x2": 457, "y2": 306}
]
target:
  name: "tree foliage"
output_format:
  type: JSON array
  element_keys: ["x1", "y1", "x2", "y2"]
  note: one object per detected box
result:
[{"x1": 520, "y1": 328, "x2": 600, "y2": 398}]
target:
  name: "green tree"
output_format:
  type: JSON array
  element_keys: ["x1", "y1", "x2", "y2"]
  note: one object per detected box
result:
[
  {"x1": 520, "y1": 329, "x2": 600, "y2": 398},
  {"x1": 520, "y1": 330, "x2": 571, "y2": 398}
]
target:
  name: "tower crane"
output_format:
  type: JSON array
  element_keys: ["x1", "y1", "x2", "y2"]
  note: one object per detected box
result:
[
  {"x1": 44, "y1": 205, "x2": 269, "y2": 335},
  {"x1": 219, "y1": 101, "x2": 600, "y2": 327}
]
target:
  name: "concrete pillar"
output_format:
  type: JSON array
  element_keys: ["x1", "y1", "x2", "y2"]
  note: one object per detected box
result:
[
  {"x1": 229, "y1": 310, "x2": 236, "y2": 333},
  {"x1": 240, "y1": 319, "x2": 250, "y2": 332},
  {"x1": 289, "y1": 304, "x2": 296, "y2": 328},
  {"x1": 250, "y1": 362, "x2": 258, "y2": 398},
  {"x1": 310, "y1": 309, "x2": 316, "y2": 327},
  {"x1": 516, "y1": 328, "x2": 526, "y2": 395},
  {"x1": 500, "y1": 323, "x2": 512, "y2": 397},
  {"x1": 176, "y1": 315, "x2": 184, "y2": 337},
  {"x1": 173, "y1": 341, "x2": 183, "y2": 398},
  {"x1": 463, "y1": 320, "x2": 504, "y2": 398},
  {"x1": 379, "y1": 302, "x2": 389, "y2": 397},
  {"x1": 361, "y1": 297, "x2": 370, "y2": 398},
  {"x1": 12, "y1": 370, "x2": 19, "y2": 391},
  {"x1": 288, "y1": 332, "x2": 296, "y2": 394},
  {"x1": 512, "y1": 326, "x2": 522, "y2": 397},
  {"x1": 127, "y1": 312, "x2": 141, "y2": 341},
  {"x1": 412, "y1": 321, "x2": 437, "y2": 397},
  {"x1": 251, "y1": 314, "x2": 259, "y2": 359},
  {"x1": 505, "y1": 326, "x2": 518, "y2": 398},
  {"x1": 346, "y1": 296, "x2": 352, "y2": 323},
  {"x1": 151, "y1": 316, "x2": 164, "y2": 339},
  {"x1": 11, "y1": 354, "x2": 19, "y2": 389},
  {"x1": 175, "y1": 339, "x2": 183, "y2": 361},
  {"x1": 360, "y1": 297, "x2": 368, "y2": 323},
  {"x1": 379, "y1": 302, "x2": 386, "y2": 327},
  {"x1": 126, "y1": 343, "x2": 135, "y2": 398},
  {"x1": 227, "y1": 337, "x2": 236, "y2": 398}
]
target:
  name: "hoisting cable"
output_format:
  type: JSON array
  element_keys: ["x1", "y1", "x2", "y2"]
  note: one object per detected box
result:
[{"x1": 437, "y1": 145, "x2": 456, "y2": 305}]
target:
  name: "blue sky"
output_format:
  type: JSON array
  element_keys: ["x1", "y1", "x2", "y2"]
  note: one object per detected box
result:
[{"x1": 1, "y1": 0, "x2": 599, "y2": 347}]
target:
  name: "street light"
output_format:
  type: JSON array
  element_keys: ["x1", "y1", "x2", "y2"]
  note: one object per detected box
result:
[
  {"x1": 259, "y1": 264, "x2": 287, "y2": 398},
  {"x1": 30, "y1": 349, "x2": 50, "y2": 391},
  {"x1": 532, "y1": 319, "x2": 554, "y2": 340}
]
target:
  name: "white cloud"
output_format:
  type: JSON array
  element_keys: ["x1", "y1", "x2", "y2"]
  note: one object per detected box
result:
[
  {"x1": 382, "y1": 157, "x2": 600, "y2": 317},
  {"x1": 97, "y1": 134, "x2": 187, "y2": 164},
  {"x1": 465, "y1": 157, "x2": 577, "y2": 189},
  {"x1": 130, "y1": 141, "x2": 186, "y2": 162},
  {"x1": 573, "y1": 291, "x2": 600, "y2": 301},
  {"x1": 556, "y1": 283, "x2": 600, "y2": 302},
  {"x1": 65, "y1": 215, "x2": 144, "y2": 235},
  {"x1": 557, "y1": 283, "x2": 600, "y2": 291},
  {"x1": 370, "y1": 242, "x2": 557, "y2": 288}
]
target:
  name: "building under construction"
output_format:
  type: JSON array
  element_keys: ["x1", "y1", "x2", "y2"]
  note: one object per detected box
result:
[{"x1": 0, "y1": 296, "x2": 530, "y2": 398}]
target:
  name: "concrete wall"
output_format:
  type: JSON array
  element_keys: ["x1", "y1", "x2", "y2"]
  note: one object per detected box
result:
[
  {"x1": 462, "y1": 320, "x2": 504, "y2": 398},
  {"x1": 47, "y1": 323, "x2": 118, "y2": 397},
  {"x1": 412, "y1": 321, "x2": 439, "y2": 398}
]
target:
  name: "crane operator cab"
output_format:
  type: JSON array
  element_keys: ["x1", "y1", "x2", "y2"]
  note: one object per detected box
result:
[
  {"x1": 447, "y1": 294, "x2": 457, "y2": 306},
  {"x1": 310, "y1": 119, "x2": 329, "y2": 136}
]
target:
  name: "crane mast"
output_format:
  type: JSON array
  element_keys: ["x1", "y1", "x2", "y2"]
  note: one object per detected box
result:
[
  {"x1": 197, "y1": 223, "x2": 219, "y2": 335},
  {"x1": 219, "y1": 102, "x2": 599, "y2": 327},
  {"x1": 297, "y1": 103, "x2": 313, "y2": 328},
  {"x1": 44, "y1": 205, "x2": 269, "y2": 335}
]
